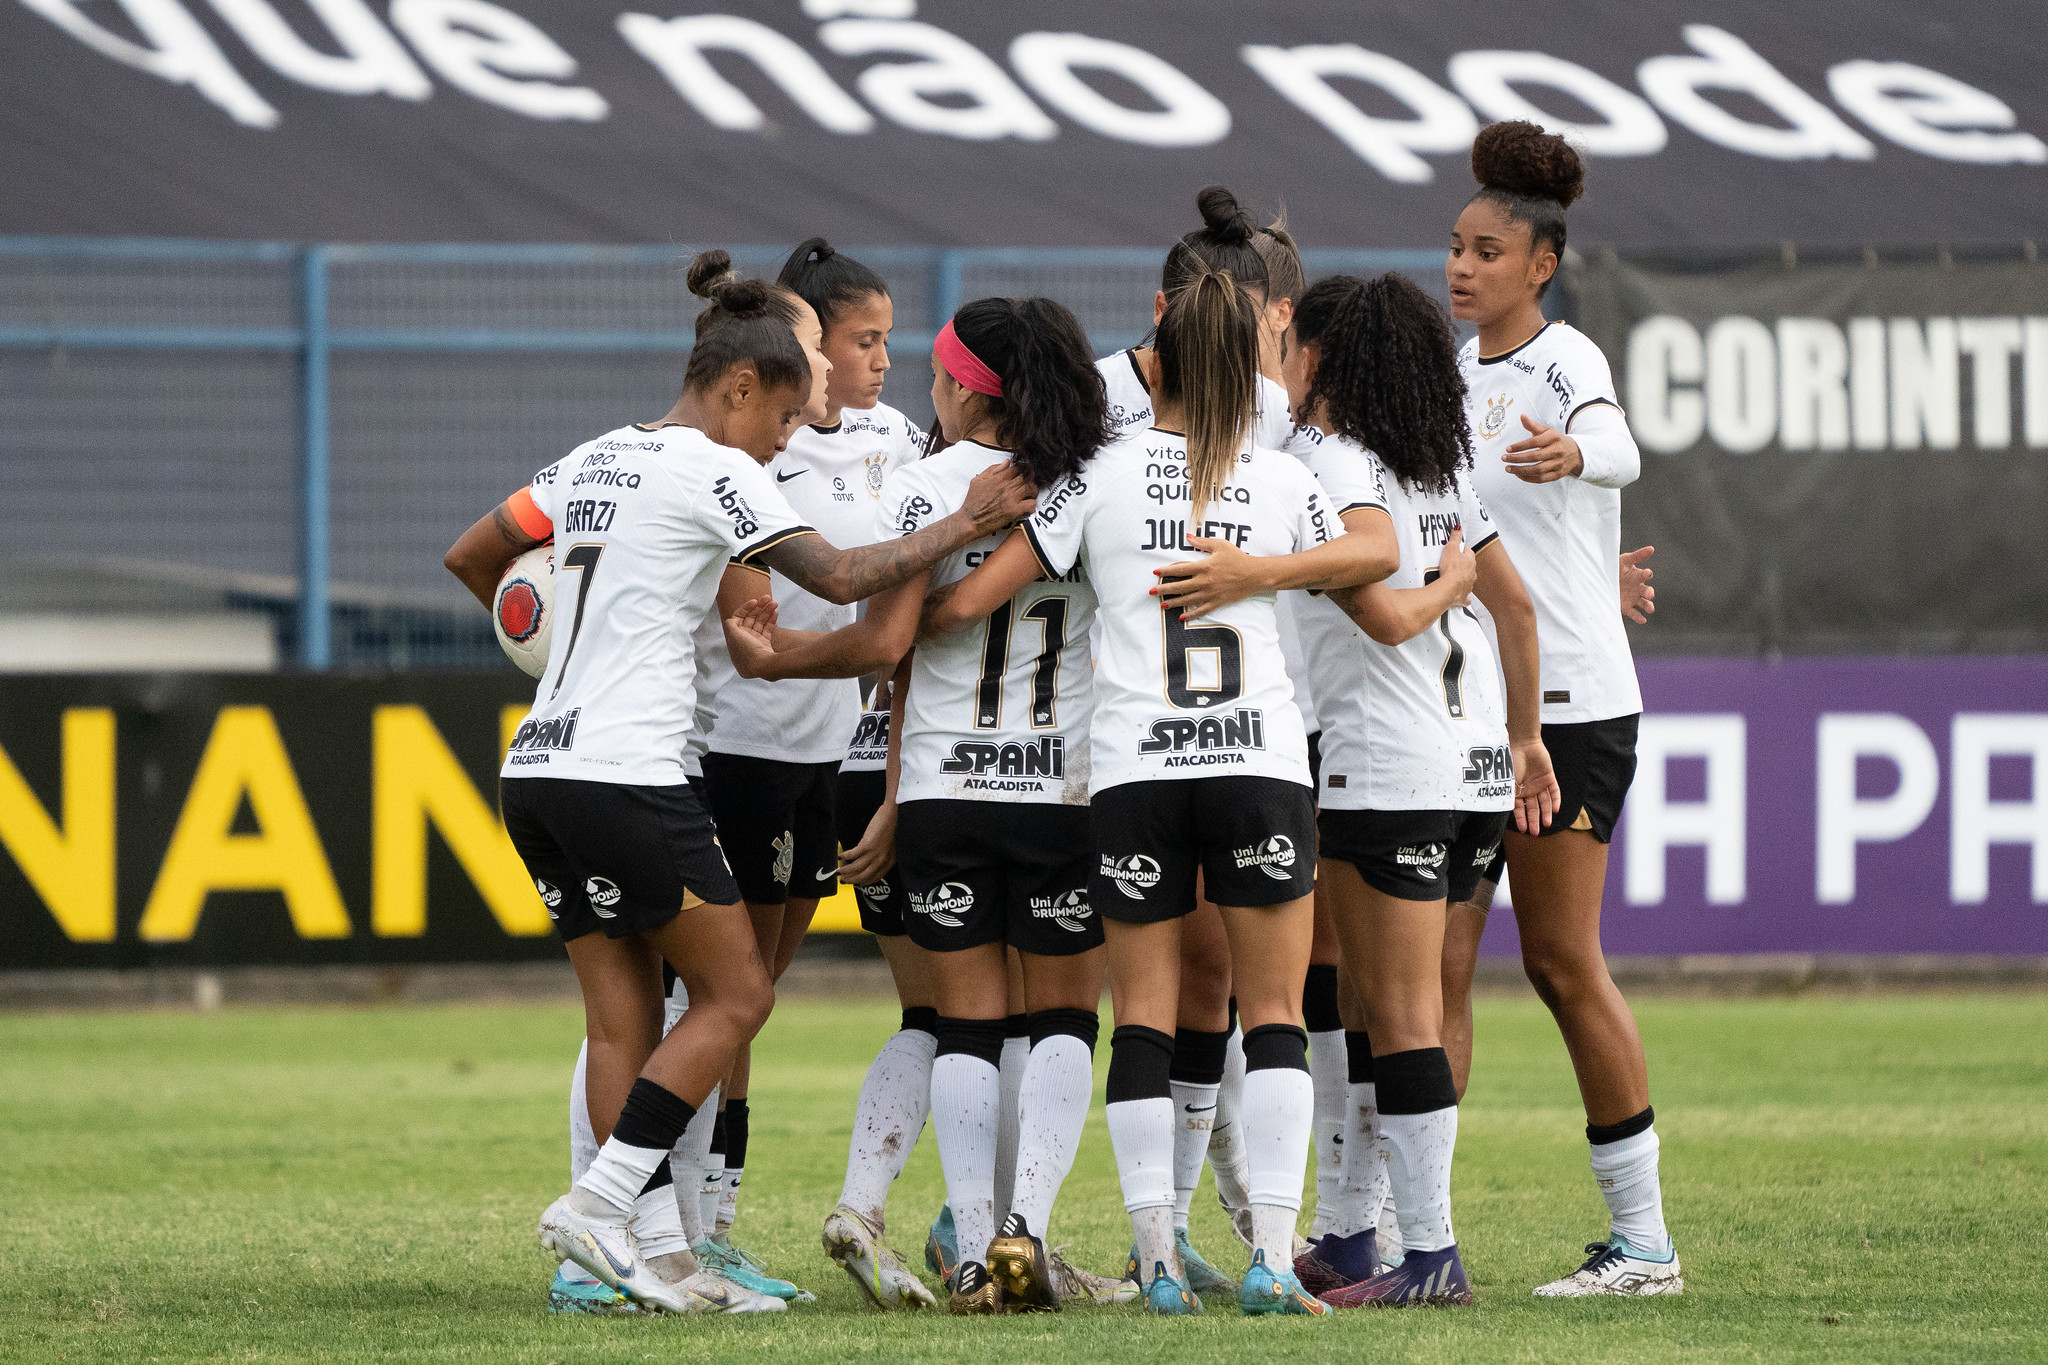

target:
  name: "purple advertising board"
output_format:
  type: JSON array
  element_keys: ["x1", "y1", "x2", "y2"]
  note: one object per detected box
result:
[{"x1": 1479, "y1": 657, "x2": 2048, "y2": 958}]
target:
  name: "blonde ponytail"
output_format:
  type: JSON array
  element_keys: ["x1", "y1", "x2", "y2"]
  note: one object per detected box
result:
[{"x1": 1156, "y1": 268, "x2": 1260, "y2": 522}]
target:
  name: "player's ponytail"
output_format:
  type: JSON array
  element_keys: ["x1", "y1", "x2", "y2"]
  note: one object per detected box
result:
[
  {"x1": 1469, "y1": 120, "x2": 1584, "y2": 295},
  {"x1": 945, "y1": 297, "x2": 1113, "y2": 488},
  {"x1": 682, "y1": 248, "x2": 809, "y2": 396},
  {"x1": 776, "y1": 236, "x2": 890, "y2": 330},
  {"x1": 1161, "y1": 184, "x2": 1271, "y2": 301},
  {"x1": 1155, "y1": 268, "x2": 1259, "y2": 521},
  {"x1": 1294, "y1": 272, "x2": 1471, "y2": 497}
]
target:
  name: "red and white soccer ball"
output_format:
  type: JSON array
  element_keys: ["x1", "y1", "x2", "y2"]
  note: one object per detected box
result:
[{"x1": 493, "y1": 543, "x2": 555, "y2": 679}]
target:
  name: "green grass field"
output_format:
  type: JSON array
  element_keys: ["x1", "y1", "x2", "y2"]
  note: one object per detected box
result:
[{"x1": 2, "y1": 992, "x2": 2044, "y2": 1363}]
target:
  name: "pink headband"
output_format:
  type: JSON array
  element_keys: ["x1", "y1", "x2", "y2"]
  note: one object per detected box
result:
[{"x1": 935, "y1": 320, "x2": 1003, "y2": 397}]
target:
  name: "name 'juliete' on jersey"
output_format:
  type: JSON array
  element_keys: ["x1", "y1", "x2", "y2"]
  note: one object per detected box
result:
[
  {"x1": 696, "y1": 404, "x2": 924, "y2": 767},
  {"x1": 1021, "y1": 428, "x2": 1338, "y2": 797},
  {"x1": 499, "y1": 423, "x2": 811, "y2": 787},
  {"x1": 880, "y1": 440, "x2": 1096, "y2": 805},
  {"x1": 1461, "y1": 321, "x2": 1642, "y2": 725},
  {"x1": 1296, "y1": 434, "x2": 1514, "y2": 813}
]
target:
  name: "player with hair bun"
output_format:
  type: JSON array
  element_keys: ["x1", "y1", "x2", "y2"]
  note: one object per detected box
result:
[
  {"x1": 1445, "y1": 120, "x2": 1682, "y2": 1298},
  {"x1": 442, "y1": 252, "x2": 1037, "y2": 1318}
]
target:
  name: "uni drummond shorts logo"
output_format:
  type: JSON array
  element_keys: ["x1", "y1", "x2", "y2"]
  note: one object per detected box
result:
[
  {"x1": 1100, "y1": 854, "x2": 1162, "y2": 900},
  {"x1": 1394, "y1": 843, "x2": 1448, "y2": 881},
  {"x1": 864, "y1": 877, "x2": 892, "y2": 902},
  {"x1": 535, "y1": 879, "x2": 563, "y2": 919},
  {"x1": 1029, "y1": 888, "x2": 1092, "y2": 932},
  {"x1": 910, "y1": 882, "x2": 975, "y2": 927},
  {"x1": 1233, "y1": 834, "x2": 1298, "y2": 881},
  {"x1": 584, "y1": 876, "x2": 623, "y2": 917}
]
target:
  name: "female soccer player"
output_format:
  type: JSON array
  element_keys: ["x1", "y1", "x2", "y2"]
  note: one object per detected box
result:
[
  {"x1": 1445, "y1": 121, "x2": 1681, "y2": 1297},
  {"x1": 1234, "y1": 270, "x2": 1557, "y2": 1307},
  {"x1": 922, "y1": 267, "x2": 1395, "y2": 1317},
  {"x1": 443, "y1": 269, "x2": 1036, "y2": 1315},
  {"x1": 684, "y1": 239, "x2": 930, "y2": 1274}
]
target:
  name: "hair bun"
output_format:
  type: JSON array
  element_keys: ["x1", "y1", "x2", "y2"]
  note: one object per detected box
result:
[
  {"x1": 795, "y1": 236, "x2": 836, "y2": 263},
  {"x1": 1195, "y1": 184, "x2": 1254, "y2": 245},
  {"x1": 686, "y1": 248, "x2": 737, "y2": 300},
  {"x1": 1471, "y1": 121, "x2": 1584, "y2": 208}
]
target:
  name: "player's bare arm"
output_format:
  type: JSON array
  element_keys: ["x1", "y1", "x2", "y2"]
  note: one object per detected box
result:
[
  {"x1": 760, "y1": 462, "x2": 1036, "y2": 604},
  {"x1": 916, "y1": 529, "x2": 1043, "y2": 640},
  {"x1": 1154, "y1": 505, "x2": 1398, "y2": 619},
  {"x1": 444, "y1": 498, "x2": 545, "y2": 609},
  {"x1": 1327, "y1": 525, "x2": 1474, "y2": 646}
]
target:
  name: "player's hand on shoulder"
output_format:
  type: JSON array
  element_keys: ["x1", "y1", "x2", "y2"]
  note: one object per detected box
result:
[
  {"x1": 1153, "y1": 535, "x2": 1259, "y2": 621},
  {"x1": 1620, "y1": 545, "x2": 1656, "y2": 623},
  {"x1": 963, "y1": 461, "x2": 1039, "y2": 535},
  {"x1": 1504, "y1": 414, "x2": 1584, "y2": 484}
]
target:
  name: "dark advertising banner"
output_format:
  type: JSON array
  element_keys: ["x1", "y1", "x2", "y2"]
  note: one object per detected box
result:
[
  {"x1": 1571, "y1": 252, "x2": 2048, "y2": 653},
  {"x1": 4, "y1": 662, "x2": 2043, "y2": 968},
  {"x1": 1480, "y1": 657, "x2": 2048, "y2": 958},
  {"x1": 4, "y1": 1, "x2": 2045, "y2": 246},
  {"x1": 0, "y1": 671, "x2": 554, "y2": 969}
]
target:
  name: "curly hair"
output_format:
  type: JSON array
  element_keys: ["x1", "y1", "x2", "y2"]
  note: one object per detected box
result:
[
  {"x1": 1294, "y1": 272, "x2": 1471, "y2": 497},
  {"x1": 1468, "y1": 120, "x2": 1585, "y2": 297},
  {"x1": 945, "y1": 296, "x2": 1115, "y2": 488}
]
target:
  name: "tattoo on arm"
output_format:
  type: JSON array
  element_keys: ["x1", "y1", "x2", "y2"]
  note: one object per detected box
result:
[
  {"x1": 491, "y1": 503, "x2": 544, "y2": 553},
  {"x1": 763, "y1": 512, "x2": 970, "y2": 604}
]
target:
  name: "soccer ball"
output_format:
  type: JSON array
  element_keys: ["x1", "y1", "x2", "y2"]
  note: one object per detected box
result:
[{"x1": 493, "y1": 543, "x2": 555, "y2": 679}]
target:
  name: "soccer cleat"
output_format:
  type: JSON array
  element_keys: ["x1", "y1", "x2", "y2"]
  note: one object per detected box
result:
[
  {"x1": 1532, "y1": 1239, "x2": 1683, "y2": 1298},
  {"x1": 1293, "y1": 1227, "x2": 1378, "y2": 1295},
  {"x1": 925, "y1": 1205, "x2": 960, "y2": 1289},
  {"x1": 697, "y1": 1238, "x2": 812, "y2": 1302},
  {"x1": 1239, "y1": 1248, "x2": 1329, "y2": 1316},
  {"x1": 548, "y1": 1261, "x2": 637, "y2": 1315},
  {"x1": 1175, "y1": 1228, "x2": 1240, "y2": 1295},
  {"x1": 949, "y1": 1259, "x2": 1003, "y2": 1315},
  {"x1": 822, "y1": 1206, "x2": 936, "y2": 1310},
  {"x1": 658, "y1": 1266, "x2": 790, "y2": 1314},
  {"x1": 1142, "y1": 1260, "x2": 1203, "y2": 1316},
  {"x1": 1048, "y1": 1246, "x2": 1140, "y2": 1304},
  {"x1": 986, "y1": 1213, "x2": 1061, "y2": 1313},
  {"x1": 538, "y1": 1194, "x2": 718, "y2": 1315},
  {"x1": 1321, "y1": 1245, "x2": 1474, "y2": 1308}
]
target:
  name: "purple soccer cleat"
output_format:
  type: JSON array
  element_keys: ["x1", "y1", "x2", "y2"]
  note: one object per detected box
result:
[
  {"x1": 1321, "y1": 1244, "x2": 1474, "y2": 1308},
  {"x1": 1292, "y1": 1229, "x2": 1379, "y2": 1296}
]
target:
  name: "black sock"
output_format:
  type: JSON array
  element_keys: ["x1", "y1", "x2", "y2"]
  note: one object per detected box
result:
[
  {"x1": 1302, "y1": 964, "x2": 1341, "y2": 1033},
  {"x1": 611, "y1": 1077, "x2": 697, "y2": 1153},
  {"x1": 1106, "y1": 1024, "x2": 1174, "y2": 1103},
  {"x1": 1241, "y1": 1022, "x2": 1310, "y2": 1073},
  {"x1": 901, "y1": 1005, "x2": 939, "y2": 1037},
  {"x1": 1587, "y1": 1105, "x2": 1655, "y2": 1147},
  {"x1": 1374, "y1": 1048, "x2": 1457, "y2": 1115},
  {"x1": 723, "y1": 1097, "x2": 750, "y2": 1172},
  {"x1": 1169, "y1": 1027, "x2": 1230, "y2": 1085},
  {"x1": 1345, "y1": 1029, "x2": 1375, "y2": 1084}
]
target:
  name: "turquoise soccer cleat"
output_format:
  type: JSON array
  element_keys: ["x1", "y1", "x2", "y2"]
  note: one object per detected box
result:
[
  {"x1": 1141, "y1": 1260, "x2": 1203, "y2": 1316},
  {"x1": 1240, "y1": 1247, "x2": 1330, "y2": 1316},
  {"x1": 548, "y1": 1261, "x2": 637, "y2": 1315}
]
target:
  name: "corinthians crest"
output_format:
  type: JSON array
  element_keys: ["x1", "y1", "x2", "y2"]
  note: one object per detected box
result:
[
  {"x1": 862, "y1": 450, "x2": 888, "y2": 496},
  {"x1": 1481, "y1": 393, "x2": 1513, "y2": 440}
]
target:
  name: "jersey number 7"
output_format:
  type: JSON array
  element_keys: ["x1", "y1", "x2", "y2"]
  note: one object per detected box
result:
[{"x1": 548, "y1": 543, "x2": 604, "y2": 700}]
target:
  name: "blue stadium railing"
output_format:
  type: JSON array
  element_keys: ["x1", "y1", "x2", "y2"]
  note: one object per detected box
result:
[{"x1": 0, "y1": 236, "x2": 1446, "y2": 669}]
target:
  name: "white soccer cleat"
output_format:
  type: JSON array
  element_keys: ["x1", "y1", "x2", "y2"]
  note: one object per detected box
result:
[
  {"x1": 1532, "y1": 1239, "x2": 1683, "y2": 1298},
  {"x1": 539, "y1": 1193, "x2": 786, "y2": 1314},
  {"x1": 823, "y1": 1206, "x2": 936, "y2": 1310},
  {"x1": 1049, "y1": 1246, "x2": 1140, "y2": 1304}
]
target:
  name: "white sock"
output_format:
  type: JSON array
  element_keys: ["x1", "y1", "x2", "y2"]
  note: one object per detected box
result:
[
  {"x1": 994, "y1": 1034, "x2": 1029, "y2": 1224},
  {"x1": 717, "y1": 1167, "x2": 741, "y2": 1235},
  {"x1": 633, "y1": 1182, "x2": 693, "y2": 1260},
  {"x1": 1307, "y1": 1030, "x2": 1346, "y2": 1237},
  {"x1": 1130, "y1": 1204, "x2": 1179, "y2": 1282},
  {"x1": 1241, "y1": 1066, "x2": 1314, "y2": 1266},
  {"x1": 1106, "y1": 1096, "x2": 1177, "y2": 1270},
  {"x1": 578, "y1": 1137, "x2": 670, "y2": 1218},
  {"x1": 1330, "y1": 1081, "x2": 1388, "y2": 1238},
  {"x1": 1169, "y1": 1079, "x2": 1219, "y2": 1230},
  {"x1": 1591, "y1": 1126, "x2": 1671, "y2": 1258},
  {"x1": 839, "y1": 1027, "x2": 933, "y2": 1231},
  {"x1": 1380, "y1": 1106, "x2": 1458, "y2": 1254},
  {"x1": 1208, "y1": 1027, "x2": 1250, "y2": 1209},
  {"x1": 1006, "y1": 1035, "x2": 1092, "y2": 1237},
  {"x1": 931, "y1": 1052, "x2": 1000, "y2": 1267},
  {"x1": 671, "y1": 1086, "x2": 717, "y2": 1246},
  {"x1": 569, "y1": 1040, "x2": 598, "y2": 1183}
]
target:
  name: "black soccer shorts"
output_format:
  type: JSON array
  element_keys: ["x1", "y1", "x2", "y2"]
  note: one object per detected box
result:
[
  {"x1": 697, "y1": 752, "x2": 840, "y2": 906},
  {"x1": 501, "y1": 776, "x2": 741, "y2": 941},
  {"x1": 1320, "y1": 807, "x2": 1510, "y2": 905},
  {"x1": 1089, "y1": 775, "x2": 1318, "y2": 922},
  {"x1": 895, "y1": 799, "x2": 1100, "y2": 956}
]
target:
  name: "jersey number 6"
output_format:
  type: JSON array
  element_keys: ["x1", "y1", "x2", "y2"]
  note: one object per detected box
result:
[{"x1": 1163, "y1": 606, "x2": 1244, "y2": 710}]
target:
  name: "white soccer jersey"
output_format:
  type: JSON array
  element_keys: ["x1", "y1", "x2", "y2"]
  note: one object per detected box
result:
[
  {"x1": 879, "y1": 440, "x2": 1096, "y2": 805},
  {"x1": 842, "y1": 684, "x2": 890, "y2": 773},
  {"x1": 1462, "y1": 323, "x2": 1642, "y2": 724},
  {"x1": 1297, "y1": 435, "x2": 1512, "y2": 812},
  {"x1": 698, "y1": 404, "x2": 923, "y2": 765},
  {"x1": 1096, "y1": 350, "x2": 1296, "y2": 450},
  {"x1": 501, "y1": 423, "x2": 812, "y2": 786},
  {"x1": 1024, "y1": 429, "x2": 1336, "y2": 796}
]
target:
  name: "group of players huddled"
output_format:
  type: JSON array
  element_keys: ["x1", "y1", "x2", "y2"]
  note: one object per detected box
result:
[{"x1": 444, "y1": 120, "x2": 1677, "y2": 1319}]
